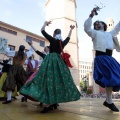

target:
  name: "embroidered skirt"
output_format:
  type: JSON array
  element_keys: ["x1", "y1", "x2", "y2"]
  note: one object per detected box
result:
[
  {"x1": 94, "y1": 55, "x2": 120, "y2": 92},
  {"x1": 20, "y1": 53, "x2": 81, "y2": 104}
]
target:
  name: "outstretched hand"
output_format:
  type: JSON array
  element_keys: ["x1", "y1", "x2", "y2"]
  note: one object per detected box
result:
[
  {"x1": 45, "y1": 21, "x2": 52, "y2": 26},
  {"x1": 89, "y1": 8, "x2": 98, "y2": 17},
  {"x1": 41, "y1": 21, "x2": 52, "y2": 31},
  {"x1": 28, "y1": 40, "x2": 32, "y2": 46},
  {"x1": 70, "y1": 25, "x2": 75, "y2": 30}
]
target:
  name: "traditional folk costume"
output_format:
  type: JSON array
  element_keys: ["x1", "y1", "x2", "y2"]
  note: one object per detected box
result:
[
  {"x1": 25, "y1": 50, "x2": 48, "y2": 78},
  {"x1": 24, "y1": 50, "x2": 48, "y2": 106},
  {"x1": 84, "y1": 17, "x2": 120, "y2": 111},
  {"x1": 25, "y1": 51, "x2": 47, "y2": 84},
  {"x1": 25, "y1": 59, "x2": 38, "y2": 77},
  {"x1": 20, "y1": 30, "x2": 80, "y2": 105},
  {"x1": 2, "y1": 46, "x2": 34, "y2": 103},
  {"x1": 0, "y1": 60, "x2": 17, "y2": 100}
]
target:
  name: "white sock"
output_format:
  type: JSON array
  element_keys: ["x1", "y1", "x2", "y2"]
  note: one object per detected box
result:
[
  {"x1": 105, "y1": 87, "x2": 113, "y2": 104},
  {"x1": 7, "y1": 90, "x2": 12, "y2": 101}
]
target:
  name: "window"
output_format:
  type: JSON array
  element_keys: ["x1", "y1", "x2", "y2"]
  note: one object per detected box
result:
[
  {"x1": 8, "y1": 45, "x2": 15, "y2": 51},
  {"x1": 12, "y1": 31, "x2": 17, "y2": 35},
  {"x1": 40, "y1": 40, "x2": 45, "y2": 47},
  {"x1": 26, "y1": 35, "x2": 40, "y2": 42},
  {"x1": 0, "y1": 26, "x2": 17, "y2": 35}
]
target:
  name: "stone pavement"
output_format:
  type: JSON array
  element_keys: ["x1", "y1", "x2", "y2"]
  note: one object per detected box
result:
[{"x1": 0, "y1": 98, "x2": 120, "y2": 120}]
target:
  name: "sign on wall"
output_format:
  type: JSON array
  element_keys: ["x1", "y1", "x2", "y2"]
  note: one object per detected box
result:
[{"x1": 0, "y1": 37, "x2": 8, "y2": 53}]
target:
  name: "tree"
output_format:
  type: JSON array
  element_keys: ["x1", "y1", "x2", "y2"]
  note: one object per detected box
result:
[{"x1": 80, "y1": 80, "x2": 87, "y2": 92}]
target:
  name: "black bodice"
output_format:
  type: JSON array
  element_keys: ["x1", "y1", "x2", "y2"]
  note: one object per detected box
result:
[{"x1": 41, "y1": 30, "x2": 70, "y2": 54}]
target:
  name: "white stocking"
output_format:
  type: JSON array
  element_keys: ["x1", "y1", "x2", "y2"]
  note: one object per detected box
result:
[
  {"x1": 105, "y1": 87, "x2": 113, "y2": 104},
  {"x1": 7, "y1": 90, "x2": 12, "y2": 101}
]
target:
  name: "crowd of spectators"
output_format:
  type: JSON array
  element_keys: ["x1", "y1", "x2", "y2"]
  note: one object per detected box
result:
[{"x1": 81, "y1": 92, "x2": 120, "y2": 99}]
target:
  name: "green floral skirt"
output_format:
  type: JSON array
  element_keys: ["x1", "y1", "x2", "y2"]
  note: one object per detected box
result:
[{"x1": 20, "y1": 53, "x2": 81, "y2": 104}]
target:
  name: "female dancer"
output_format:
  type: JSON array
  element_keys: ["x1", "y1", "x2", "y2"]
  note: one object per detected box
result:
[
  {"x1": 2, "y1": 45, "x2": 33, "y2": 104},
  {"x1": 25, "y1": 44, "x2": 49, "y2": 84},
  {"x1": 0, "y1": 58, "x2": 17, "y2": 100},
  {"x1": 20, "y1": 21, "x2": 81, "y2": 113}
]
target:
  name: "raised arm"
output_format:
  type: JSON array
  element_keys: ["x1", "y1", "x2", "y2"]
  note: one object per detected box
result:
[
  {"x1": 110, "y1": 21, "x2": 120, "y2": 36},
  {"x1": 41, "y1": 21, "x2": 51, "y2": 31},
  {"x1": 63, "y1": 25, "x2": 75, "y2": 47},
  {"x1": 84, "y1": 8, "x2": 96, "y2": 38},
  {"x1": 41, "y1": 21, "x2": 53, "y2": 42},
  {"x1": 27, "y1": 40, "x2": 46, "y2": 58},
  {"x1": 35, "y1": 51, "x2": 46, "y2": 59},
  {"x1": 68, "y1": 25, "x2": 75, "y2": 38},
  {"x1": 27, "y1": 40, "x2": 37, "y2": 51}
]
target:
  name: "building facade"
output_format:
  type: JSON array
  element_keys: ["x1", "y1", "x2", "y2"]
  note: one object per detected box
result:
[
  {"x1": 0, "y1": 21, "x2": 49, "y2": 66},
  {"x1": 79, "y1": 59, "x2": 92, "y2": 80}
]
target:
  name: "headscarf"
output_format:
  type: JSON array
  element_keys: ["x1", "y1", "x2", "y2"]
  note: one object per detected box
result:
[
  {"x1": 54, "y1": 34, "x2": 63, "y2": 41},
  {"x1": 54, "y1": 29, "x2": 63, "y2": 41}
]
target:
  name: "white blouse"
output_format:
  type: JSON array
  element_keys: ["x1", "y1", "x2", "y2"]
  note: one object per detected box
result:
[
  {"x1": 84, "y1": 17, "x2": 120, "y2": 52},
  {"x1": 25, "y1": 59, "x2": 43, "y2": 68},
  {"x1": 4, "y1": 47, "x2": 34, "y2": 58}
]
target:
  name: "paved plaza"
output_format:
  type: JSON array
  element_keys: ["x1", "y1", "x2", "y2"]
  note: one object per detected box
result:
[{"x1": 0, "y1": 98, "x2": 120, "y2": 120}]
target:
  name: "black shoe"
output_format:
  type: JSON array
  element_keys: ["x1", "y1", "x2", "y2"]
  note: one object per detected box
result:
[
  {"x1": 21, "y1": 97, "x2": 27, "y2": 102},
  {"x1": 41, "y1": 107, "x2": 49, "y2": 113},
  {"x1": 107, "y1": 103, "x2": 119, "y2": 112},
  {"x1": 103, "y1": 101, "x2": 108, "y2": 107},
  {"x1": 37, "y1": 102, "x2": 43, "y2": 107},
  {"x1": 2, "y1": 100, "x2": 12, "y2": 104},
  {"x1": 53, "y1": 104, "x2": 58, "y2": 109},
  {"x1": 41, "y1": 105, "x2": 54, "y2": 113}
]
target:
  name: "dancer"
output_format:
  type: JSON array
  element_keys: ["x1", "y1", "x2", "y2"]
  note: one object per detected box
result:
[
  {"x1": 25, "y1": 54, "x2": 39, "y2": 77},
  {"x1": 20, "y1": 21, "x2": 81, "y2": 113},
  {"x1": 2, "y1": 45, "x2": 34, "y2": 104},
  {"x1": 25, "y1": 42, "x2": 50, "y2": 106},
  {"x1": 25, "y1": 44, "x2": 49, "y2": 84},
  {"x1": 84, "y1": 8, "x2": 120, "y2": 112},
  {"x1": 0, "y1": 58, "x2": 17, "y2": 101},
  {"x1": 25, "y1": 45, "x2": 49, "y2": 78}
]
